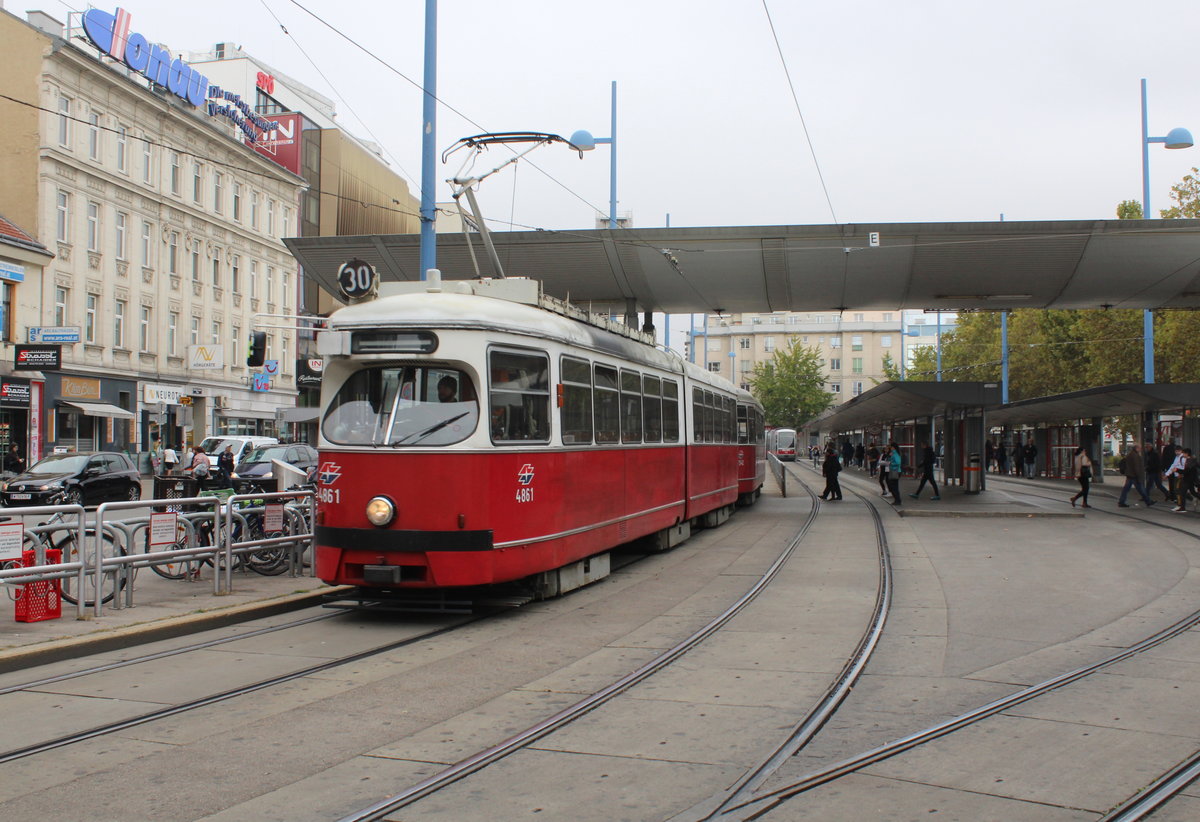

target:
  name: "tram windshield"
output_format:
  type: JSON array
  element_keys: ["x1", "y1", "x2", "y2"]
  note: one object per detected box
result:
[{"x1": 323, "y1": 366, "x2": 478, "y2": 446}]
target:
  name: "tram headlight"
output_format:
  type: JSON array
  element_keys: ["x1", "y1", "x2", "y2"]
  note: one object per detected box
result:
[{"x1": 365, "y1": 495, "x2": 396, "y2": 527}]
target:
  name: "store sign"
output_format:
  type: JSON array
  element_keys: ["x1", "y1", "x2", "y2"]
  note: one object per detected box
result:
[
  {"x1": 296, "y1": 357, "x2": 323, "y2": 390},
  {"x1": 28, "y1": 326, "x2": 81, "y2": 344},
  {"x1": 0, "y1": 377, "x2": 31, "y2": 408},
  {"x1": 248, "y1": 113, "x2": 302, "y2": 174},
  {"x1": 252, "y1": 373, "x2": 271, "y2": 392},
  {"x1": 188, "y1": 344, "x2": 224, "y2": 370},
  {"x1": 62, "y1": 376, "x2": 100, "y2": 399},
  {"x1": 143, "y1": 383, "x2": 183, "y2": 405},
  {"x1": 81, "y1": 8, "x2": 209, "y2": 107},
  {"x1": 256, "y1": 71, "x2": 275, "y2": 94},
  {"x1": 0, "y1": 261, "x2": 26, "y2": 283},
  {"x1": 14, "y1": 345, "x2": 60, "y2": 371},
  {"x1": 207, "y1": 86, "x2": 280, "y2": 144}
]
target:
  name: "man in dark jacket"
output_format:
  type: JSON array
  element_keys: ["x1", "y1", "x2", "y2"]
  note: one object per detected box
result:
[
  {"x1": 821, "y1": 448, "x2": 843, "y2": 500},
  {"x1": 1118, "y1": 445, "x2": 1154, "y2": 508},
  {"x1": 909, "y1": 441, "x2": 940, "y2": 500},
  {"x1": 1144, "y1": 442, "x2": 1170, "y2": 501}
]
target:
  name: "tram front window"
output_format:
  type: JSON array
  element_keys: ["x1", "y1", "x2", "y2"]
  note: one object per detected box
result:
[{"x1": 323, "y1": 366, "x2": 478, "y2": 446}]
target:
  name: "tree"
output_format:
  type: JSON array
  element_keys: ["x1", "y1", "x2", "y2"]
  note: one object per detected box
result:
[
  {"x1": 1160, "y1": 167, "x2": 1200, "y2": 218},
  {"x1": 749, "y1": 339, "x2": 834, "y2": 428},
  {"x1": 1115, "y1": 199, "x2": 1143, "y2": 219}
]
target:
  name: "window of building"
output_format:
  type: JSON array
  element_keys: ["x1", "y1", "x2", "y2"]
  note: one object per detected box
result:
[
  {"x1": 85, "y1": 294, "x2": 97, "y2": 343},
  {"x1": 167, "y1": 231, "x2": 178, "y2": 274},
  {"x1": 114, "y1": 212, "x2": 127, "y2": 260},
  {"x1": 231, "y1": 325, "x2": 240, "y2": 366},
  {"x1": 193, "y1": 163, "x2": 203, "y2": 204},
  {"x1": 883, "y1": 312, "x2": 893, "y2": 322},
  {"x1": 114, "y1": 300, "x2": 125, "y2": 348},
  {"x1": 168, "y1": 312, "x2": 178, "y2": 355},
  {"x1": 212, "y1": 256, "x2": 221, "y2": 287},
  {"x1": 0, "y1": 283, "x2": 11, "y2": 342},
  {"x1": 116, "y1": 125, "x2": 127, "y2": 172},
  {"x1": 830, "y1": 357, "x2": 841, "y2": 370},
  {"x1": 282, "y1": 270, "x2": 290, "y2": 308},
  {"x1": 707, "y1": 338, "x2": 720, "y2": 352},
  {"x1": 250, "y1": 191, "x2": 259, "y2": 228},
  {"x1": 141, "y1": 220, "x2": 153, "y2": 267},
  {"x1": 211, "y1": 320, "x2": 221, "y2": 346},
  {"x1": 740, "y1": 359, "x2": 752, "y2": 373},
  {"x1": 191, "y1": 240, "x2": 200, "y2": 281},
  {"x1": 232, "y1": 183, "x2": 242, "y2": 221},
  {"x1": 88, "y1": 113, "x2": 101, "y2": 160},
  {"x1": 801, "y1": 335, "x2": 809, "y2": 343},
  {"x1": 230, "y1": 256, "x2": 240, "y2": 292},
  {"x1": 266, "y1": 265, "x2": 274, "y2": 303},
  {"x1": 56, "y1": 190, "x2": 70, "y2": 243},
  {"x1": 212, "y1": 173, "x2": 222, "y2": 214},
  {"x1": 266, "y1": 199, "x2": 275, "y2": 235},
  {"x1": 54, "y1": 287, "x2": 68, "y2": 326},
  {"x1": 57, "y1": 96, "x2": 71, "y2": 146},
  {"x1": 738, "y1": 337, "x2": 751, "y2": 349},
  {"x1": 852, "y1": 381, "x2": 863, "y2": 396},
  {"x1": 140, "y1": 306, "x2": 151, "y2": 351},
  {"x1": 86, "y1": 202, "x2": 99, "y2": 252},
  {"x1": 190, "y1": 316, "x2": 199, "y2": 345},
  {"x1": 282, "y1": 206, "x2": 291, "y2": 237},
  {"x1": 852, "y1": 357, "x2": 863, "y2": 373},
  {"x1": 142, "y1": 138, "x2": 153, "y2": 184},
  {"x1": 707, "y1": 361, "x2": 722, "y2": 373},
  {"x1": 829, "y1": 382, "x2": 841, "y2": 394},
  {"x1": 881, "y1": 334, "x2": 893, "y2": 348},
  {"x1": 249, "y1": 260, "x2": 258, "y2": 297},
  {"x1": 170, "y1": 152, "x2": 180, "y2": 194},
  {"x1": 854, "y1": 313, "x2": 864, "y2": 322},
  {"x1": 830, "y1": 335, "x2": 842, "y2": 349},
  {"x1": 852, "y1": 334, "x2": 863, "y2": 351},
  {"x1": 764, "y1": 336, "x2": 775, "y2": 352}
]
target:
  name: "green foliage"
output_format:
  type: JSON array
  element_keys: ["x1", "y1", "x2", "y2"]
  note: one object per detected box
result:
[
  {"x1": 1115, "y1": 199, "x2": 1143, "y2": 219},
  {"x1": 1160, "y1": 167, "x2": 1200, "y2": 218},
  {"x1": 749, "y1": 339, "x2": 834, "y2": 429}
]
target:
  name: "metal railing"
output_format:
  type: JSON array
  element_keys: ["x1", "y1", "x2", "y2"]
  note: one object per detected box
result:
[{"x1": 0, "y1": 489, "x2": 314, "y2": 619}]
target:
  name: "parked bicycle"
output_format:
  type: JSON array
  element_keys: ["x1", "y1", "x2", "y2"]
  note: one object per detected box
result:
[{"x1": 17, "y1": 509, "x2": 125, "y2": 606}]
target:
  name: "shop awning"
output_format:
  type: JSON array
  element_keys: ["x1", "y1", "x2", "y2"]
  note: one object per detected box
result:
[
  {"x1": 61, "y1": 400, "x2": 135, "y2": 419},
  {"x1": 277, "y1": 407, "x2": 320, "y2": 423}
]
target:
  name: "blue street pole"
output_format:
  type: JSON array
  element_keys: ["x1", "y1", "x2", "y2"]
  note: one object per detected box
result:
[
  {"x1": 1139, "y1": 78, "x2": 1194, "y2": 383},
  {"x1": 418, "y1": 0, "x2": 438, "y2": 281},
  {"x1": 936, "y1": 310, "x2": 942, "y2": 382},
  {"x1": 1001, "y1": 311, "x2": 1009, "y2": 404},
  {"x1": 592, "y1": 82, "x2": 618, "y2": 228}
]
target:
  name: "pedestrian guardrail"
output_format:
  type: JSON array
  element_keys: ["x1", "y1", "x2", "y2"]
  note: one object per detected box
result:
[
  {"x1": 768, "y1": 453, "x2": 786, "y2": 497},
  {"x1": 0, "y1": 489, "x2": 314, "y2": 620}
]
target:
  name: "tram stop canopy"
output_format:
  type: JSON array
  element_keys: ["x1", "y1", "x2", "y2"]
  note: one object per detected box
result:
[
  {"x1": 813, "y1": 381, "x2": 1003, "y2": 433},
  {"x1": 986, "y1": 383, "x2": 1200, "y2": 426}
]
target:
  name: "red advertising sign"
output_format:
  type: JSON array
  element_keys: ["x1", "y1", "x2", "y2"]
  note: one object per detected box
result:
[{"x1": 248, "y1": 113, "x2": 302, "y2": 174}]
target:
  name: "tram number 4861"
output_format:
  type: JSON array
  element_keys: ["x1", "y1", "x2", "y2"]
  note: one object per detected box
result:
[
  {"x1": 317, "y1": 487, "x2": 341, "y2": 505},
  {"x1": 515, "y1": 487, "x2": 534, "y2": 503}
]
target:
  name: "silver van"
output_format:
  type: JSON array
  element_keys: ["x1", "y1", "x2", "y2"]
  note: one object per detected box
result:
[{"x1": 198, "y1": 435, "x2": 279, "y2": 466}]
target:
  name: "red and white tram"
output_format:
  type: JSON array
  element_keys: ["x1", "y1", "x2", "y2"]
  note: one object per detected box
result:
[{"x1": 312, "y1": 275, "x2": 765, "y2": 597}]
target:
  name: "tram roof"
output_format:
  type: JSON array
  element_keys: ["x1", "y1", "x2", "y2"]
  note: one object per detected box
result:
[
  {"x1": 285, "y1": 218, "x2": 1200, "y2": 314},
  {"x1": 986, "y1": 383, "x2": 1200, "y2": 426},
  {"x1": 811, "y1": 381, "x2": 1003, "y2": 433}
]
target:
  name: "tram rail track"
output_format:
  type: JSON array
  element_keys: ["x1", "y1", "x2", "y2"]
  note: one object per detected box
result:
[
  {"x1": 698, "y1": 466, "x2": 1200, "y2": 821},
  {"x1": 338, "y1": 463, "x2": 893, "y2": 822}
]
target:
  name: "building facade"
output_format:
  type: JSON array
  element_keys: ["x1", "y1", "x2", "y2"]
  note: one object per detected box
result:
[{"x1": 0, "y1": 8, "x2": 306, "y2": 466}]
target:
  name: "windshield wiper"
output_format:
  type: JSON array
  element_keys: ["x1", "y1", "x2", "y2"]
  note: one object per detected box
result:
[{"x1": 391, "y1": 412, "x2": 470, "y2": 446}]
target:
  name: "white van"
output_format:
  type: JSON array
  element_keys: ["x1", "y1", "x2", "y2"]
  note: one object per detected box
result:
[{"x1": 198, "y1": 435, "x2": 279, "y2": 466}]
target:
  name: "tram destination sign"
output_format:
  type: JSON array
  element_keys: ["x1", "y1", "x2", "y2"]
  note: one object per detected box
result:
[{"x1": 27, "y1": 326, "x2": 81, "y2": 344}]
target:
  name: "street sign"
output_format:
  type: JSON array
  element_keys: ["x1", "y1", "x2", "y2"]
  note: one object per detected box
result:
[{"x1": 28, "y1": 326, "x2": 81, "y2": 344}]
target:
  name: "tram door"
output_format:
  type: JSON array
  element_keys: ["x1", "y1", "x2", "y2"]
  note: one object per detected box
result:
[{"x1": 1047, "y1": 426, "x2": 1078, "y2": 478}]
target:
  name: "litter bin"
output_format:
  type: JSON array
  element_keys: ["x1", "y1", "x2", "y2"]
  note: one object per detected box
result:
[{"x1": 964, "y1": 452, "x2": 982, "y2": 494}]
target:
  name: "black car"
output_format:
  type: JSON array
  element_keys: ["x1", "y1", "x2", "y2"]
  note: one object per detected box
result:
[
  {"x1": 0, "y1": 451, "x2": 141, "y2": 507},
  {"x1": 233, "y1": 444, "x2": 318, "y2": 482}
]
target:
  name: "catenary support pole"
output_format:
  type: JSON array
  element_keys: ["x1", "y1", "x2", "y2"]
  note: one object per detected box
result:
[{"x1": 418, "y1": 0, "x2": 437, "y2": 281}]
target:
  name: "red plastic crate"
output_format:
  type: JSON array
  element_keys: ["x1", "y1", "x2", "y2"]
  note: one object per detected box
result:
[{"x1": 14, "y1": 548, "x2": 62, "y2": 623}]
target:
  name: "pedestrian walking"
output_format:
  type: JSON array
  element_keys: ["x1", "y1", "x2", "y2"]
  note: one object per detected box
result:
[
  {"x1": 216, "y1": 445, "x2": 236, "y2": 487},
  {"x1": 1023, "y1": 438, "x2": 1038, "y2": 478},
  {"x1": 877, "y1": 443, "x2": 890, "y2": 495},
  {"x1": 909, "y1": 441, "x2": 940, "y2": 500},
  {"x1": 1165, "y1": 447, "x2": 1197, "y2": 513},
  {"x1": 866, "y1": 442, "x2": 880, "y2": 477},
  {"x1": 820, "y1": 447, "x2": 843, "y2": 500},
  {"x1": 996, "y1": 441, "x2": 1008, "y2": 475},
  {"x1": 1012, "y1": 441, "x2": 1025, "y2": 476},
  {"x1": 162, "y1": 444, "x2": 178, "y2": 475},
  {"x1": 985, "y1": 439, "x2": 995, "y2": 472},
  {"x1": 887, "y1": 441, "x2": 903, "y2": 504},
  {"x1": 1144, "y1": 443, "x2": 1170, "y2": 501},
  {"x1": 1070, "y1": 446, "x2": 1093, "y2": 508},
  {"x1": 3, "y1": 443, "x2": 24, "y2": 474},
  {"x1": 854, "y1": 442, "x2": 865, "y2": 468},
  {"x1": 1117, "y1": 445, "x2": 1154, "y2": 508},
  {"x1": 841, "y1": 440, "x2": 854, "y2": 468},
  {"x1": 1161, "y1": 441, "x2": 1179, "y2": 502}
]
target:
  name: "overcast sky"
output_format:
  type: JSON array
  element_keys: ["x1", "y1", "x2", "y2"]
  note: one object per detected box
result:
[{"x1": 52, "y1": 0, "x2": 1200, "y2": 234}]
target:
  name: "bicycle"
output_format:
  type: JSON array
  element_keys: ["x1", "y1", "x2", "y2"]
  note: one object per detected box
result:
[{"x1": 15, "y1": 509, "x2": 126, "y2": 606}]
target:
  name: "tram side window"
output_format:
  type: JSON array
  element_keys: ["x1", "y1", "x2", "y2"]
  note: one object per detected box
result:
[
  {"x1": 643, "y1": 375, "x2": 662, "y2": 443},
  {"x1": 594, "y1": 364, "x2": 620, "y2": 443},
  {"x1": 489, "y1": 350, "x2": 550, "y2": 443},
  {"x1": 662, "y1": 380, "x2": 679, "y2": 442},
  {"x1": 703, "y1": 390, "x2": 716, "y2": 443},
  {"x1": 560, "y1": 356, "x2": 593, "y2": 444},
  {"x1": 692, "y1": 388, "x2": 705, "y2": 443},
  {"x1": 737, "y1": 404, "x2": 749, "y2": 444},
  {"x1": 621, "y1": 370, "x2": 642, "y2": 443},
  {"x1": 724, "y1": 396, "x2": 735, "y2": 443}
]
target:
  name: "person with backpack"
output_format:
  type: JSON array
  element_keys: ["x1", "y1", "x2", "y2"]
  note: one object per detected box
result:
[
  {"x1": 184, "y1": 445, "x2": 212, "y2": 486},
  {"x1": 1165, "y1": 447, "x2": 1197, "y2": 513}
]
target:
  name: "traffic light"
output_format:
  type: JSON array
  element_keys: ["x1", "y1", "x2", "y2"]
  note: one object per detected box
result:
[{"x1": 246, "y1": 331, "x2": 267, "y2": 367}]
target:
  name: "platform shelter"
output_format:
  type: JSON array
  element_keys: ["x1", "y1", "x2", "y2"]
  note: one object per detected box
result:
[
  {"x1": 807, "y1": 381, "x2": 1001, "y2": 489},
  {"x1": 986, "y1": 383, "x2": 1200, "y2": 483}
]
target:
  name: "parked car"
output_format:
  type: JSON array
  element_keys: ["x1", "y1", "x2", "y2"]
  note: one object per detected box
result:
[
  {"x1": 0, "y1": 451, "x2": 141, "y2": 507},
  {"x1": 233, "y1": 443, "x2": 319, "y2": 482},
  {"x1": 198, "y1": 435, "x2": 278, "y2": 466}
]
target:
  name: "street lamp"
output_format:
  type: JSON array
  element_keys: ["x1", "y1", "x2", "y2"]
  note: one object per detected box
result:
[
  {"x1": 569, "y1": 80, "x2": 618, "y2": 229},
  {"x1": 1139, "y1": 77, "x2": 1193, "y2": 384}
]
